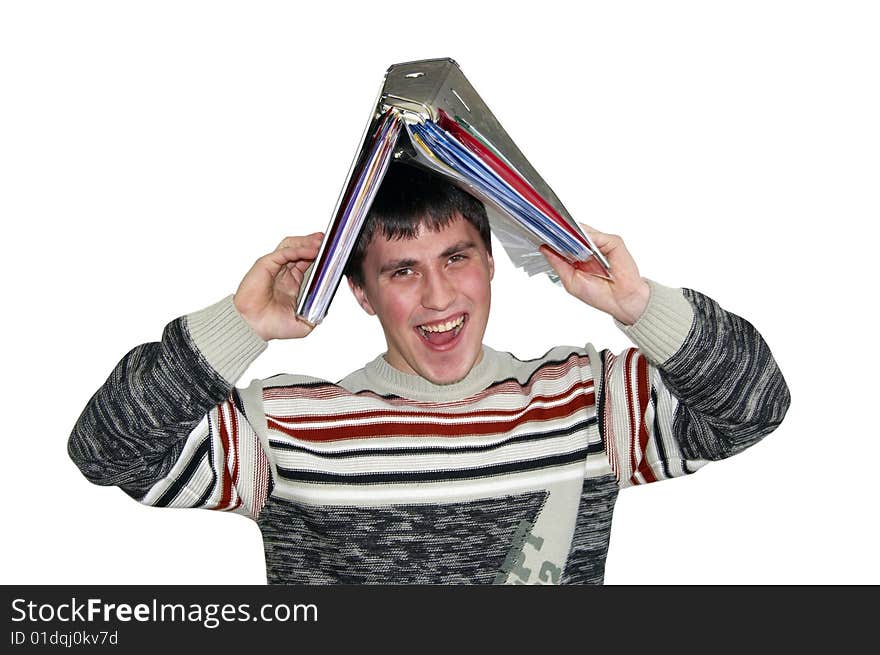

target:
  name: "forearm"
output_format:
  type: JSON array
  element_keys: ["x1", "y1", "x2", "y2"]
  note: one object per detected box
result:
[{"x1": 619, "y1": 283, "x2": 790, "y2": 461}]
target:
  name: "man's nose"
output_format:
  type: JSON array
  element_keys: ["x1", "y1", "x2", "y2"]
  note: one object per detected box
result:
[{"x1": 421, "y1": 270, "x2": 456, "y2": 311}]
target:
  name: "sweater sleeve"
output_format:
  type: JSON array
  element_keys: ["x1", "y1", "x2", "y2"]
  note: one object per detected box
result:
[
  {"x1": 596, "y1": 281, "x2": 790, "y2": 489},
  {"x1": 67, "y1": 296, "x2": 273, "y2": 518}
]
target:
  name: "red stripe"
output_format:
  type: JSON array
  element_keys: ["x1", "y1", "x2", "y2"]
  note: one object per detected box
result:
[
  {"x1": 624, "y1": 350, "x2": 638, "y2": 479},
  {"x1": 229, "y1": 400, "x2": 240, "y2": 486},
  {"x1": 215, "y1": 406, "x2": 234, "y2": 510},
  {"x1": 269, "y1": 380, "x2": 595, "y2": 425},
  {"x1": 268, "y1": 391, "x2": 594, "y2": 442},
  {"x1": 633, "y1": 354, "x2": 657, "y2": 484}
]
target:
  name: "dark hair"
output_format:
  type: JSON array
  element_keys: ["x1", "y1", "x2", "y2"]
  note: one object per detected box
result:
[{"x1": 344, "y1": 164, "x2": 491, "y2": 288}]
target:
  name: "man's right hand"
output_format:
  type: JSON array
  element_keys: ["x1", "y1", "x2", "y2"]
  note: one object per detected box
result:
[{"x1": 233, "y1": 233, "x2": 324, "y2": 341}]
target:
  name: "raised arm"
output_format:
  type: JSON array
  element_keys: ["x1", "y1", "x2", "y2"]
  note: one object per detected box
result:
[
  {"x1": 543, "y1": 227, "x2": 790, "y2": 486},
  {"x1": 68, "y1": 233, "x2": 322, "y2": 514}
]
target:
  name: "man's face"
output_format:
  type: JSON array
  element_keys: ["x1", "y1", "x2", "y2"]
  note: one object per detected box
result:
[{"x1": 348, "y1": 215, "x2": 494, "y2": 385}]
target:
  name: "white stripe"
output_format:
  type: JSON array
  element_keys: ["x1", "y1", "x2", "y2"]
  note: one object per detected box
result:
[
  {"x1": 653, "y1": 368, "x2": 683, "y2": 479},
  {"x1": 140, "y1": 416, "x2": 211, "y2": 506},
  {"x1": 240, "y1": 378, "x2": 278, "y2": 513},
  {"x1": 232, "y1": 414, "x2": 258, "y2": 516},
  {"x1": 270, "y1": 461, "x2": 588, "y2": 506},
  {"x1": 607, "y1": 351, "x2": 635, "y2": 487}
]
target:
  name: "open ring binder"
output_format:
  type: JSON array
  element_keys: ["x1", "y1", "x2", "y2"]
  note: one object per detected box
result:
[{"x1": 296, "y1": 58, "x2": 610, "y2": 326}]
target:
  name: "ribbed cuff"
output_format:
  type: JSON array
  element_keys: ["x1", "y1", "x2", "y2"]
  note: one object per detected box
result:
[
  {"x1": 614, "y1": 280, "x2": 694, "y2": 365},
  {"x1": 184, "y1": 295, "x2": 267, "y2": 384}
]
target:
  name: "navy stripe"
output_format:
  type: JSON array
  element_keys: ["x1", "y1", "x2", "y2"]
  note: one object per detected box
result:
[
  {"x1": 486, "y1": 350, "x2": 590, "y2": 390},
  {"x1": 153, "y1": 436, "x2": 212, "y2": 507},
  {"x1": 596, "y1": 350, "x2": 608, "y2": 451},
  {"x1": 263, "y1": 377, "x2": 332, "y2": 390},
  {"x1": 195, "y1": 426, "x2": 218, "y2": 507},
  {"x1": 275, "y1": 447, "x2": 593, "y2": 484},
  {"x1": 231, "y1": 388, "x2": 246, "y2": 415},
  {"x1": 268, "y1": 417, "x2": 599, "y2": 458}
]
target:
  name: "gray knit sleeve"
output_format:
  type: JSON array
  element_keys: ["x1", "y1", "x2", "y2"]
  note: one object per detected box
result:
[
  {"x1": 600, "y1": 284, "x2": 790, "y2": 488},
  {"x1": 659, "y1": 289, "x2": 791, "y2": 461},
  {"x1": 67, "y1": 317, "x2": 234, "y2": 497},
  {"x1": 67, "y1": 296, "x2": 270, "y2": 516}
]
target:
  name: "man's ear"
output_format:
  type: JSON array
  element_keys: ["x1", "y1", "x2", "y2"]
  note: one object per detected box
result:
[
  {"x1": 347, "y1": 277, "x2": 376, "y2": 316},
  {"x1": 488, "y1": 252, "x2": 495, "y2": 281}
]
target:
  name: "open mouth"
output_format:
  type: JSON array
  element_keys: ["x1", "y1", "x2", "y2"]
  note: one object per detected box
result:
[{"x1": 416, "y1": 313, "x2": 467, "y2": 346}]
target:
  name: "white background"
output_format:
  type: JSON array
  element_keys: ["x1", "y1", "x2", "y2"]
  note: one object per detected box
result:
[{"x1": 2, "y1": 1, "x2": 877, "y2": 585}]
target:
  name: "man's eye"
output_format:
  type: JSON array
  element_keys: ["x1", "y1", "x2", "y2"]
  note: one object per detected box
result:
[
  {"x1": 449, "y1": 254, "x2": 467, "y2": 264},
  {"x1": 392, "y1": 268, "x2": 413, "y2": 278}
]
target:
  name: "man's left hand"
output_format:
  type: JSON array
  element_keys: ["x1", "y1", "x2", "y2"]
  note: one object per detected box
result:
[{"x1": 540, "y1": 225, "x2": 650, "y2": 326}]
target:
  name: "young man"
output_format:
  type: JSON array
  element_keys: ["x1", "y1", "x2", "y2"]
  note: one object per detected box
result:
[{"x1": 69, "y1": 165, "x2": 790, "y2": 584}]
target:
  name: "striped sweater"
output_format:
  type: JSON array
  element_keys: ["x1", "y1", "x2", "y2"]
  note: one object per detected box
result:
[{"x1": 68, "y1": 282, "x2": 790, "y2": 584}]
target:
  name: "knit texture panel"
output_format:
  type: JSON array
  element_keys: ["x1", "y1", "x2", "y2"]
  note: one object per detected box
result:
[{"x1": 257, "y1": 492, "x2": 548, "y2": 584}]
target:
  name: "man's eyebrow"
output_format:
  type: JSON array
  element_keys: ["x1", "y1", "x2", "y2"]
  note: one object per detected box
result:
[
  {"x1": 440, "y1": 240, "x2": 477, "y2": 259},
  {"x1": 378, "y1": 241, "x2": 477, "y2": 274},
  {"x1": 379, "y1": 258, "x2": 418, "y2": 275}
]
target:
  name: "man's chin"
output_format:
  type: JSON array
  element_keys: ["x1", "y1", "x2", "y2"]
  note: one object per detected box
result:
[
  {"x1": 417, "y1": 351, "x2": 482, "y2": 386},
  {"x1": 422, "y1": 369, "x2": 469, "y2": 386}
]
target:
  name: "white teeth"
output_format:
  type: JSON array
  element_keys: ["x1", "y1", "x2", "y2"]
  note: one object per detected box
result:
[{"x1": 419, "y1": 315, "x2": 465, "y2": 333}]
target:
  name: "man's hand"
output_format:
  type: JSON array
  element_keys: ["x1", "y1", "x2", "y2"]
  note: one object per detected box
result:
[
  {"x1": 541, "y1": 225, "x2": 650, "y2": 326},
  {"x1": 233, "y1": 233, "x2": 324, "y2": 341}
]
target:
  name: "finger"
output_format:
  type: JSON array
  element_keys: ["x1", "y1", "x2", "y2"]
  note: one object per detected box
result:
[
  {"x1": 276, "y1": 233, "x2": 324, "y2": 251},
  {"x1": 275, "y1": 264, "x2": 306, "y2": 297},
  {"x1": 279, "y1": 258, "x2": 313, "y2": 283},
  {"x1": 577, "y1": 222, "x2": 615, "y2": 240},
  {"x1": 258, "y1": 242, "x2": 321, "y2": 278},
  {"x1": 574, "y1": 256, "x2": 614, "y2": 280},
  {"x1": 577, "y1": 223, "x2": 612, "y2": 246},
  {"x1": 274, "y1": 244, "x2": 320, "y2": 265},
  {"x1": 290, "y1": 258, "x2": 314, "y2": 274},
  {"x1": 577, "y1": 223, "x2": 615, "y2": 250}
]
